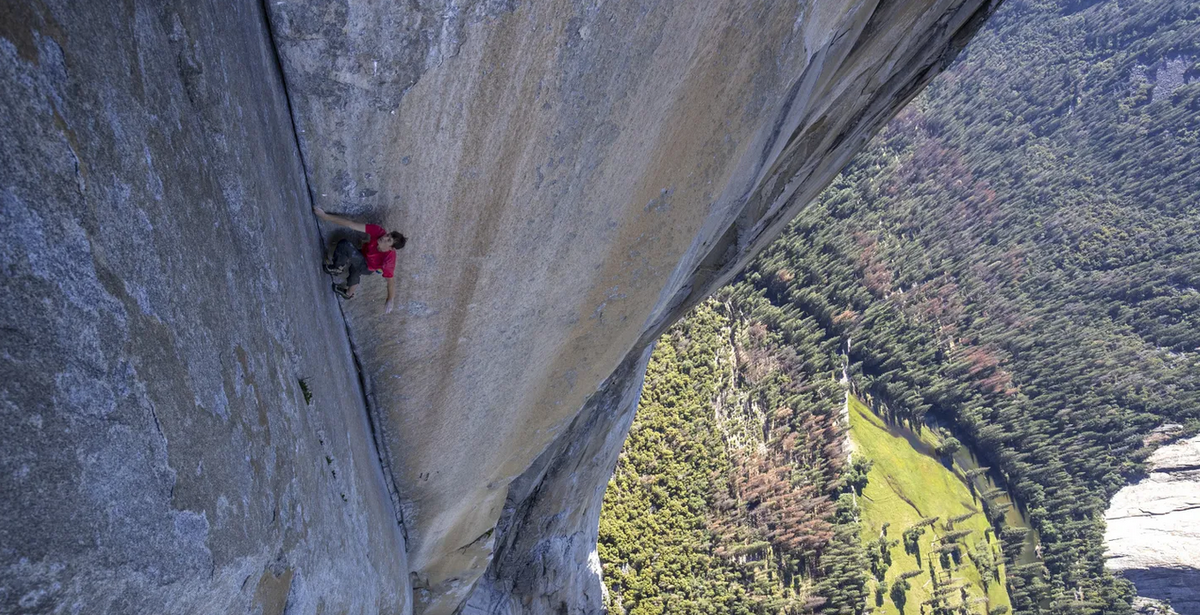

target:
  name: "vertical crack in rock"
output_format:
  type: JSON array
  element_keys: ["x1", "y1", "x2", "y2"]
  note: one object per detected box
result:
[
  {"x1": 4, "y1": 0, "x2": 411, "y2": 611},
  {"x1": 253, "y1": 1, "x2": 1009, "y2": 612},
  {"x1": 257, "y1": 0, "x2": 319, "y2": 210},
  {"x1": 258, "y1": 0, "x2": 407, "y2": 534},
  {"x1": 340, "y1": 315, "x2": 410, "y2": 542}
]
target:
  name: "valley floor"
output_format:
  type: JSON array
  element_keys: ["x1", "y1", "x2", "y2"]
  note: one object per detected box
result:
[{"x1": 849, "y1": 394, "x2": 1011, "y2": 615}]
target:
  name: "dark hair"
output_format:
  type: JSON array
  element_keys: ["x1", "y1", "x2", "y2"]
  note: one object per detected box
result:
[{"x1": 388, "y1": 230, "x2": 407, "y2": 250}]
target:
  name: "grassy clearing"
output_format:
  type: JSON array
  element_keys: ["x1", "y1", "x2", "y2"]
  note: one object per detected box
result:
[{"x1": 848, "y1": 394, "x2": 1010, "y2": 615}]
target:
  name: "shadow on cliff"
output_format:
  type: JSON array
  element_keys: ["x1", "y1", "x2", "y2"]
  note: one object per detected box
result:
[{"x1": 1120, "y1": 567, "x2": 1200, "y2": 615}]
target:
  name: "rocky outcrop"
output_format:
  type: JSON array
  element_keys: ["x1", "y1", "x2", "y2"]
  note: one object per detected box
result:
[
  {"x1": 2, "y1": 0, "x2": 1000, "y2": 613},
  {"x1": 1106, "y1": 435, "x2": 1200, "y2": 615},
  {"x1": 266, "y1": 0, "x2": 1000, "y2": 612},
  {"x1": 0, "y1": 1, "x2": 407, "y2": 613},
  {"x1": 1133, "y1": 597, "x2": 1183, "y2": 615}
]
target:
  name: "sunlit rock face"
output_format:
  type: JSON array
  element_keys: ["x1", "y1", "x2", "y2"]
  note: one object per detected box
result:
[
  {"x1": 1107, "y1": 435, "x2": 1200, "y2": 615},
  {"x1": 0, "y1": 1, "x2": 407, "y2": 613},
  {"x1": 266, "y1": 1, "x2": 1000, "y2": 612}
]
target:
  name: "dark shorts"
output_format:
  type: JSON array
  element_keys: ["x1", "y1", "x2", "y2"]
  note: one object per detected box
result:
[{"x1": 332, "y1": 239, "x2": 371, "y2": 286}]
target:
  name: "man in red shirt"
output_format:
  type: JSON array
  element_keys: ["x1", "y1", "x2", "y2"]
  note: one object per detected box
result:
[{"x1": 314, "y1": 206, "x2": 406, "y2": 314}]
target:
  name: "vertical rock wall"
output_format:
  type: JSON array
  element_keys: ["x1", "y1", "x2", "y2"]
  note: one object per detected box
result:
[
  {"x1": 460, "y1": 347, "x2": 654, "y2": 615},
  {"x1": 1, "y1": 0, "x2": 1002, "y2": 612},
  {"x1": 0, "y1": 1, "x2": 408, "y2": 613},
  {"x1": 266, "y1": 1, "x2": 1000, "y2": 613}
]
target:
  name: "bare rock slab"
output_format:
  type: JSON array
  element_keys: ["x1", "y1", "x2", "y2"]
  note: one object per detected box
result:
[{"x1": 1107, "y1": 435, "x2": 1200, "y2": 615}]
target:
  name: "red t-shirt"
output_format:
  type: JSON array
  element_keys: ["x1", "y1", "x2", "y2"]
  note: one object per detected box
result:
[{"x1": 362, "y1": 224, "x2": 397, "y2": 278}]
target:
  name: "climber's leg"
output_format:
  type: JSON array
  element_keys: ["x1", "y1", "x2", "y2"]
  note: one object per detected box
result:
[
  {"x1": 325, "y1": 239, "x2": 358, "y2": 274},
  {"x1": 334, "y1": 251, "x2": 367, "y2": 299}
]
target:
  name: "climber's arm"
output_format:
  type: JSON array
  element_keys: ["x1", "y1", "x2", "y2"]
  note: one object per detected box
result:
[
  {"x1": 313, "y1": 206, "x2": 367, "y2": 233},
  {"x1": 384, "y1": 277, "x2": 395, "y2": 314}
]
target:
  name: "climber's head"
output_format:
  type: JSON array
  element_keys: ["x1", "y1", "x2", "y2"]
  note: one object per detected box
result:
[{"x1": 378, "y1": 231, "x2": 406, "y2": 251}]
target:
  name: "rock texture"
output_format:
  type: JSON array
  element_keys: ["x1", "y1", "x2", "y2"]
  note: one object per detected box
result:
[
  {"x1": 460, "y1": 348, "x2": 653, "y2": 615},
  {"x1": 0, "y1": 1, "x2": 407, "y2": 613},
  {"x1": 265, "y1": 1, "x2": 1000, "y2": 612},
  {"x1": 1134, "y1": 597, "x2": 1183, "y2": 615},
  {"x1": 1106, "y1": 435, "x2": 1200, "y2": 615},
  {"x1": 2, "y1": 0, "x2": 1001, "y2": 613}
]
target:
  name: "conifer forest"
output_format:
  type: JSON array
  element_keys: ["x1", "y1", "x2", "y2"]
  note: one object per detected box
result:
[{"x1": 598, "y1": 0, "x2": 1200, "y2": 613}]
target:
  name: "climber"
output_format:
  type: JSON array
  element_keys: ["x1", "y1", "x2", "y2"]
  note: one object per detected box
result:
[{"x1": 313, "y1": 206, "x2": 406, "y2": 314}]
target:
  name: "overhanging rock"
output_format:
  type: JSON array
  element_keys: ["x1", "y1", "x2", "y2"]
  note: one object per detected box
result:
[
  {"x1": 1, "y1": 1, "x2": 1001, "y2": 613},
  {"x1": 266, "y1": 1, "x2": 1001, "y2": 613}
]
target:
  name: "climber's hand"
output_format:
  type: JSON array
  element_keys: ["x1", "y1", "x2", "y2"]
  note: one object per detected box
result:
[
  {"x1": 313, "y1": 206, "x2": 327, "y2": 217},
  {"x1": 384, "y1": 299, "x2": 394, "y2": 315}
]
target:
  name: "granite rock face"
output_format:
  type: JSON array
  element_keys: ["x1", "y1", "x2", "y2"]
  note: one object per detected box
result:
[
  {"x1": 1106, "y1": 435, "x2": 1200, "y2": 615},
  {"x1": 0, "y1": 1, "x2": 407, "y2": 613},
  {"x1": 2, "y1": 0, "x2": 1000, "y2": 613},
  {"x1": 266, "y1": 0, "x2": 1000, "y2": 612}
]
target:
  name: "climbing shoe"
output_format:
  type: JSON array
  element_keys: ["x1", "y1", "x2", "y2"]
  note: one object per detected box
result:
[
  {"x1": 323, "y1": 261, "x2": 345, "y2": 275},
  {"x1": 332, "y1": 283, "x2": 353, "y2": 299}
]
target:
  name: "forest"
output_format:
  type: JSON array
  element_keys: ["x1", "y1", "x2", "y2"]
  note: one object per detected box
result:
[{"x1": 598, "y1": 0, "x2": 1200, "y2": 613}]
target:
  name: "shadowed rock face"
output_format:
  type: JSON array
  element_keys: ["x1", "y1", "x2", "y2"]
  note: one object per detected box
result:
[
  {"x1": 0, "y1": 1, "x2": 406, "y2": 613},
  {"x1": 1107, "y1": 435, "x2": 1200, "y2": 615},
  {"x1": 266, "y1": 1, "x2": 1000, "y2": 612}
]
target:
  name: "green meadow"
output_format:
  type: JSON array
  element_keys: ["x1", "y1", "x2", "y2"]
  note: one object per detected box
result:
[{"x1": 848, "y1": 394, "x2": 1010, "y2": 615}]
